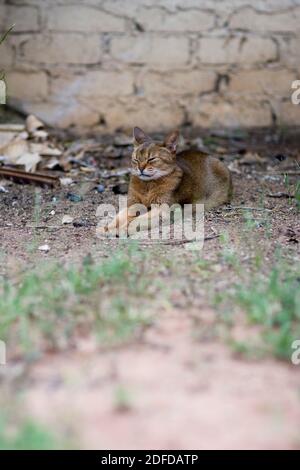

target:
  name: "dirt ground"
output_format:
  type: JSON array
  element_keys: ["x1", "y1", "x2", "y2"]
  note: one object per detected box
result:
[{"x1": 0, "y1": 127, "x2": 300, "y2": 449}]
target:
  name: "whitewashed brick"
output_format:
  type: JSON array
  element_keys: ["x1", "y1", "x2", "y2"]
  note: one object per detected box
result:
[
  {"x1": 229, "y1": 69, "x2": 296, "y2": 95},
  {"x1": 6, "y1": 6, "x2": 39, "y2": 32},
  {"x1": 0, "y1": 41, "x2": 14, "y2": 68},
  {"x1": 48, "y1": 6, "x2": 125, "y2": 32},
  {"x1": 142, "y1": 70, "x2": 216, "y2": 95},
  {"x1": 7, "y1": 71, "x2": 48, "y2": 101},
  {"x1": 111, "y1": 35, "x2": 190, "y2": 66},
  {"x1": 138, "y1": 8, "x2": 215, "y2": 31},
  {"x1": 104, "y1": 98, "x2": 185, "y2": 132},
  {"x1": 22, "y1": 34, "x2": 101, "y2": 64},
  {"x1": 230, "y1": 7, "x2": 300, "y2": 32},
  {"x1": 197, "y1": 36, "x2": 277, "y2": 64},
  {"x1": 278, "y1": 100, "x2": 300, "y2": 125},
  {"x1": 190, "y1": 96, "x2": 272, "y2": 128},
  {"x1": 52, "y1": 70, "x2": 134, "y2": 100}
]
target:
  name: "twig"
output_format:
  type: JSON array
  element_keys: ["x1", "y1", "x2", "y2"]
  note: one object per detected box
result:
[
  {"x1": 223, "y1": 206, "x2": 271, "y2": 212},
  {"x1": 25, "y1": 225, "x2": 64, "y2": 230},
  {"x1": 0, "y1": 25, "x2": 15, "y2": 46},
  {"x1": 0, "y1": 167, "x2": 60, "y2": 186},
  {"x1": 267, "y1": 192, "x2": 293, "y2": 199},
  {"x1": 134, "y1": 233, "x2": 220, "y2": 246},
  {"x1": 277, "y1": 171, "x2": 300, "y2": 176}
]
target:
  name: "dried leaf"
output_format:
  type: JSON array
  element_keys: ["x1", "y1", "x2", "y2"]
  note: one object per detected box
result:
[
  {"x1": 60, "y1": 177, "x2": 74, "y2": 186},
  {"x1": 228, "y1": 161, "x2": 241, "y2": 174},
  {"x1": 45, "y1": 157, "x2": 61, "y2": 170},
  {"x1": 0, "y1": 139, "x2": 28, "y2": 161},
  {"x1": 239, "y1": 152, "x2": 265, "y2": 165},
  {"x1": 32, "y1": 129, "x2": 49, "y2": 141},
  {"x1": 16, "y1": 152, "x2": 41, "y2": 172},
  {"x1": 0, "y1": 131, "x2": 18, "y2": 149},
  {"x1": 0, "y1": 124, "x2": 25, "y2": 132},
  {"x1": 26, "y1": 114, "x2": 44, "y2": 134},
  {"x1": 30, "y1": 143, "x2": 62, "y2": 157}
]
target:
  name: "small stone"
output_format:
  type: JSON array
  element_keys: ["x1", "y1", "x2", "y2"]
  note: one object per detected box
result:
[
  {"x1": 103, "y1": 145, "x2": 122, "y2": 158},
  {"x1": 73, "y1": 218, "x2": 90, "y2": 228},
  {"x1": 112, "y1": 183, "x2": 128, "y2": 195},
  {"x1": 60, "y1": 177, "x2": 74, "y2": 186},
  {"x1": 274, "y1": 154, "x2": 286, "y2": 162},
  {"x1": 62, "y1": 215, "x2": 74, "y2": 225},
  {"x1": 38, "y1": 244, "x2": 50, "y2": 252},
  {"x1": 96, "y1": 184, "x2": 105, "y2": 193},
  {"x1": 114, "y1": 133, "x2": 132, "y2": 146},
  {"x1": 67, "y1": 192, "x2": 82, "y2": 203}
]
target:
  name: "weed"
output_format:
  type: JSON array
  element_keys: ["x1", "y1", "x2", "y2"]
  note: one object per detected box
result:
[
  {"x1": 113, "y1": 385, "x2": 132, "y2": 413},
  {"x1": 0, "y1": 416, "x2": 59, "y2": 450},
  {"x1": 0, "y1": 250, "x2": 152, "y2": 357},
  {"x1": 0, "y1": 25, "x2": 14, "y2": 81},
  {"x1": 227, "y1": 264, "x2": 300, "y2": 360}
]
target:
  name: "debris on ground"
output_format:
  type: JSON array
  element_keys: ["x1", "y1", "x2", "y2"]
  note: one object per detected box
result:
[
  {"x1": 62, "y1": 215, "x2": 74, "y2": 225},
  {"x1": 0, "y1": 115, "x2": 62, "y2": 173},
  {"x1": 0, "y1": 167, "x2": 60, "y2": 186},
  {"x1": 38, "y1": 244, "x2": 50, "y2": 252},
  {"x1": 66, "y1": 192, "x2": 83, "y2": 203}
]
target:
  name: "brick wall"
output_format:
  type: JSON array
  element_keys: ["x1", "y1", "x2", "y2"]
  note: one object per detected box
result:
[{"x1": 1, "y1": 0, "x2": 300, "y2": 132}]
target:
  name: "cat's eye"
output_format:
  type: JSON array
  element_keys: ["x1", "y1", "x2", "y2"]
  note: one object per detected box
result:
[{"x1": 148, "y1": 156, "x2": 158, "y2": 163}]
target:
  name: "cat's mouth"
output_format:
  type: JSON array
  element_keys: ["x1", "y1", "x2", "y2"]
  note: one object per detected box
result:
[
  {"x1": 131, "y1": 168, "x2": 166, "y2": 180},
  {"x1": 138, "y1": 174, "x2": 154, "y2": 181}
]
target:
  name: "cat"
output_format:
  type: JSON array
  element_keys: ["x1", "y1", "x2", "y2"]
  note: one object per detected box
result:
[{"x1": 97, "y1": 126, "x2": 232, "y2": 236}]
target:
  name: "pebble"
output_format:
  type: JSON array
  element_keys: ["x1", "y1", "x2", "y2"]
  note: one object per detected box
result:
[
  {"x1": 38, "y1": 244, "x2": 50, "y2": 252},
  {"x1": 67, "y1": 192, "x2": 82, "y2": 203},
  {"x1": 96, "y1": 184, "x2": 105, "y2": 193},
  {"x1": 73, "y1": 218, "x2": 90, "y2": 228},
  {"x1": 62, "y1": 215, "x2": 74, "y2": 225},
  {"x1": 112, "y1": 183, "x2": 128, "y2": 195}
]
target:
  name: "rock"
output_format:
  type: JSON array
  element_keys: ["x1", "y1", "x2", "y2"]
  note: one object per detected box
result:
[
  {"x1": 38, "y1": 244, "x2": 50, "y2": 252},
  {"x1": 112, "y1": 183, "x2": 128, "y2": 195},
  {"x1": 0, "y1": 185, "x2": 8, "y2": 193},
  {"x1": 96, "y1": 184, "x2": 105, "y2": 193},
  {"x1": 103, "y1": 145, "x2": 123, "y2": 158},
  {"x1": 60, "y1": 177, "x2": 74, "y2": 186},
  {"x1": 62, "y1": 215, "x2": 74, "y2": 224},
  {"x1": 114, "y1": 133, "x2": 132, "y2": 146},
  {"x1": 67, "y1": 192, "x2": 82, "y2": 202},
  {"x1": 73, "y1": 218, "x2": 90, "y2": 227}
]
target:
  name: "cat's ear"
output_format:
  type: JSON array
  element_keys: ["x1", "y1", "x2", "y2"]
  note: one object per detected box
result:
[
  {"x1": 133, "y1": 127, "x2": 152, "y2": 146},
  {"x1": 164, "y1": 130, "x2": 179, "y2": 154}
]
